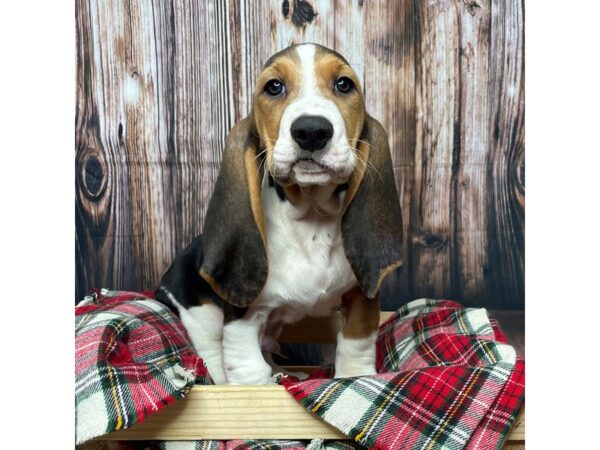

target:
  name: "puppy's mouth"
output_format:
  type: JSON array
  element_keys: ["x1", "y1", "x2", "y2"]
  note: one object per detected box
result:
[
  {"x1": 292, "y1": 158, "x2": 328, "y2": 174},
  {"x1": 270, "y1": 150, "x2": 353, "y2": 187},
  {"x1": 285, "y1": 157, "x2": 332, "y2": 186}
]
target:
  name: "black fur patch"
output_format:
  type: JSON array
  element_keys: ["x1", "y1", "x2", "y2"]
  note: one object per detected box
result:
[{"x1": 154, "y1": 235, "x2": 224, "y2": 315}]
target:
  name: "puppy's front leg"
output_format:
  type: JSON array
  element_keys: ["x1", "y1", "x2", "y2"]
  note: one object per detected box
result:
[
  {"x1": 334, "y1": 287, "x2": 380, "y2": 378},
  {"x1": 177, "y1": 301, "x2": 227, "y2": 385},
  {"x1": 222, "y1": 306, "x2": 273, "y2": 385}
]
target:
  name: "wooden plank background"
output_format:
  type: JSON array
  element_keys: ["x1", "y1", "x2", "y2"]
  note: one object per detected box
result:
[{"x1": 76, "y1": 0, "x2": 524, "y2": 310}]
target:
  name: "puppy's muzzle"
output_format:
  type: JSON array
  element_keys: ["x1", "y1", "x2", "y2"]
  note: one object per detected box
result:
[{"x1": 290, "y1": 115, "x2": 334, "y2": 151}]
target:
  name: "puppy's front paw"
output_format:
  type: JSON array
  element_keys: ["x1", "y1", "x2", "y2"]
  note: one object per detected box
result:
[{"x1": 224, "y1": 358, "x2": 273, "y2": 385}]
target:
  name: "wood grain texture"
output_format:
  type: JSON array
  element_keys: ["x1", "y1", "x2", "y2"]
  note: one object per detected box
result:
[
  {"x1": 97, "y1": 385, "x2": 524, "y2": 443},
  {"x1": 99, "y1": 385, "x2": 347, "y2": 440},
  {"x1": 76, "y1": 0, "x2": 525, "y2": 310}
]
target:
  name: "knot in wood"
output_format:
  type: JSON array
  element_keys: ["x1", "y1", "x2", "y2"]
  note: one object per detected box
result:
[
  {"x1": 463, "y1": 0, "x2": 481, "y2": 16},
  {"x1": 290, "y1": 0, "x2": 317, "y2": 28},
  {"x1": 282, "y1": 0, "x2": 290, "y2": 18},
  {"x1": 415, "y1": 232, "x2": 446, "y2": 249},
  {"x1": 78, "y1": 148, "x2": 107, "y2": 200}
]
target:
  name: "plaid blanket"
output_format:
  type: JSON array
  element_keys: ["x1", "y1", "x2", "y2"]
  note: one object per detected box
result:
[
  {"x1": 281, "y1": 299, "x2": 524, "y2": 450},
  {"x1": 75, "y1": 292, "x2": 524, "y2": 450},
  {"x1": 75, "y1": 289, "x2": 212, "y2": 444}
]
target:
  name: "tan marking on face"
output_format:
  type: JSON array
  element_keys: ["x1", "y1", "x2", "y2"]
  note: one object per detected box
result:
[
  {"x1": 314, "y1": 50, "x2": 366, "y2": 148},
  {"x1": 252, "y1": 44, "x2": 368, "y2": 196},
  {"x1": 252, "y1": 52, "x2": 302, "y2": 173},
  {"x1": 313, "y1": 47, "x2": 367, "y2": 205},
  {"x1": 340, "y1": 286, "x2": 380, "y2": 339}
]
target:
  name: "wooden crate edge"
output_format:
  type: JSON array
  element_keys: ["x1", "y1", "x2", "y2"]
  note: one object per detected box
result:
[{"x1": 99, "y1": 385, "x2": 524, "y2": 442}]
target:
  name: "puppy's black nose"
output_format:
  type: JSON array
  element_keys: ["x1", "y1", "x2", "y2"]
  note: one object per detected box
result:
[{"x1": 290, "y1": 115, "x2": 334, "y2": 151}]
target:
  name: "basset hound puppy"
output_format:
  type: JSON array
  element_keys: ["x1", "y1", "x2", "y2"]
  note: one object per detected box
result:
[{"x1": 155, "y1": 43, "x2": 403, "y2": 385}]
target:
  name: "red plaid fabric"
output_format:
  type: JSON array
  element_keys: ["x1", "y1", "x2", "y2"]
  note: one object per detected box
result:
[
  {"x1": 76, "y1": 293, "x2": 523, "y2": 450},
  {"x1": 281, "y1": 299, "x2": 524, "y2": 450},
  {"x1": 75, "y1": 289, "x2": 211, "y2": 444}
]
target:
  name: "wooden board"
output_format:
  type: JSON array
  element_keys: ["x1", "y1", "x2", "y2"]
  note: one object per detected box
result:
[
  {"x1": 100, "y1": 386, "x2": 344, "y2": 440},
  {"x1": 76, "y1": 0, "x2": 525, "y2": 310},
  {"x1": 99, "y1": 385, "x2": 524, "y2": 443}
]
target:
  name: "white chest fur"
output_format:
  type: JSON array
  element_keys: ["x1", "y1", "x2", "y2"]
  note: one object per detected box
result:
[
  {"x1": 253, "y1": 179, "x2": 357, "y2": 323},
  {"x1": 221, "y1": 179, "x2": 369, "y2": 385}
]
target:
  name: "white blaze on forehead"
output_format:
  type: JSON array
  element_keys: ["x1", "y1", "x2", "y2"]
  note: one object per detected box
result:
[{"x1": 295, "y1": 44, "x2": 318, "y2": 97}]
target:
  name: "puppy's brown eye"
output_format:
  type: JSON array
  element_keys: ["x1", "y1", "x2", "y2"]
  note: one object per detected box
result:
[
  {"x1": 335, "y1": 77, "x2": 354, "y2": 94},
  {"x1": 265, "y1": 79, "x2": 285, "y2": 96}
]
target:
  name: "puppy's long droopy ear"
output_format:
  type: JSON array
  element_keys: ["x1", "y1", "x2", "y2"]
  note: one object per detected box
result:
[
  {"x1": 342, "y1": 115, "x2": 403, "y2": 299},
  {"x1": 198, "y1": 116, "x2": 268, "y2": 307}
]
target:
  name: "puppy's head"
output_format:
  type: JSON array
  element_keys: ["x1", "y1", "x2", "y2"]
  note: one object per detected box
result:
[
  {"x1": 198, "y1": 44, "x2": 402, "y2": 307},
  {"x1": 252, "y1": 43, "x2": 365, "y2": 187}
]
